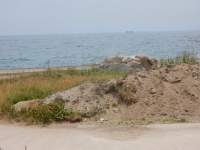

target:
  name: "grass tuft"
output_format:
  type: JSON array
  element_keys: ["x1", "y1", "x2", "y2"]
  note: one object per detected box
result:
[{"x1": 159, "y1": 51, "x2": 199, "y2": 68}]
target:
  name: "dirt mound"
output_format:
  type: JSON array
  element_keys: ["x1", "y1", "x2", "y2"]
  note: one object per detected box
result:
[{"x1": 16, "y1": 64, "x2": 200, "y2": 123}]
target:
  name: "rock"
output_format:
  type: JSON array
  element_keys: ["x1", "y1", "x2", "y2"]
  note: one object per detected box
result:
[
  {"x1": 104, "y1": 80, "x2": 117, "y2": 94},
  {"x1": 105, "y1": 55, "x2": 125, "y2": 63},
  {"x1": 113, "y1": 108, "x2": 119, "y2": 113},
  {"x1": 150, "y1": 88, "x2": 157, "y2": 94},
  {"x1": 100, "y1": 63, "x2": 132, "y2": 72},
  {"x1": 100, "y1": 118, "x2": 104, "y2": 123},
  {"x1": 137, "y1": 72, "x2": 146, "y2": 78},
  {"x1": 13, "y1": 99, "x2": 43, "y2": 111},
  {"x1": 161, "y1": 112, "x2": 167, "y2": 116},
  {"x1": 150, "y1": 113, "x2": 155, "y2": 116},
  {"x1": 165, "y1": 68, "x2": 169, "y2": 73},
  {"x1": 99, "y1": 54, "x2": 158, "y2": 73},
  {"x1": 85, "y1": 99, "x2": 90, "y2": 102},
  {"x1": 194, "y1": 76, "x2": 198, "y2": 80},
  {"x1": 116, "y1": 80, "x2": 124, "y2": 86},
  {"x1": 54, "y1": 96, "x2": 65, "y2": 103},
  {"x1": 185, "y1": 109, "x2": 189, "y2": 112}
]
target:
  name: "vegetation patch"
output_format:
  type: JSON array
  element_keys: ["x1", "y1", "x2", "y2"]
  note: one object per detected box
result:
[
  {"x1": 159, "y1": 51, "x2": 199, "y2": 68},
  {"x1": 116, "y1": 84, "x2": 137, "y2": 104},
  {"x1": 4, "y1": 103, "x2": 84, "y2": 124},
  {"x1": 0, "y1": 68, "x2": 124, "y2": 123},
  {"x1": 8, "y1": 87, "x2": 52, "y2": 105},
  {"x1": 162, "y1": 118, "x2": 189, "y2": 124}
]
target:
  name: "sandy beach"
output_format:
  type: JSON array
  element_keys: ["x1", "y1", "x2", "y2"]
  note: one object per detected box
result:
[{"x1": 0, "y1": 123, "x2": 200, "y2": 150}]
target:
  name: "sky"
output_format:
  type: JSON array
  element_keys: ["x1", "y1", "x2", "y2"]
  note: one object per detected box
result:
[{"x1": 0, "y1": 0, "x2": 200, "y2": 35}]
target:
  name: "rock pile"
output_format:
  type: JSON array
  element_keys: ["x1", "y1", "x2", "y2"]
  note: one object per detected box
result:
[{"x1": 99, "y1": 54, "x2": 158, "y2": 73}]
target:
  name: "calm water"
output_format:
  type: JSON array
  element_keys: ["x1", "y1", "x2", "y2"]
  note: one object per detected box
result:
[{"x1": 0, "y1": 31, "x2": 200, "y2": 70}]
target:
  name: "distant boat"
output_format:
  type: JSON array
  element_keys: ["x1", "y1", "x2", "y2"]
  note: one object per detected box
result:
[{"x1": 126, "y1": 31, "x2": 133, "y2": 33}]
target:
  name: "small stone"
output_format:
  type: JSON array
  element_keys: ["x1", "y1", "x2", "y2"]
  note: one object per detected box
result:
[
  {"x1": 194, "y1": 76, "x2": 198, "y2": 80},
  {"x1": 150, "y1": 88, "x2": 157, "y2": 94},
  {"x1": 150, "y1": 113, "x2": 155, "y2": 116},
  {"x1": 137, "y1": 72, "x2": 146, "y2": 78},
  {"x1": 161, "y1": 112, "x2": 167, "y2": 116},
  {"x1": 100, "y1": 118, "x2": 104, "y2": 123},
  {"x1": 85, "y1": 99, "x2": 90, "y2": 102},
  {"x1": 185, "y1": 109, "x2": 189, "y2": 112},
  {"x1": 113, "y1": 108, "x2": 119, "y2": 113},
  {"x1": 165, "y1": 68, "x2": 169, "y2": 73},
  {"x1": 117, "y1": 80, "x2": 124, "y2": 85}
]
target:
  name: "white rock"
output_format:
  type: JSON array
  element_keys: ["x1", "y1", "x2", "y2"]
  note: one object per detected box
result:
[
  {"x1": 100, "y1": 118, "x2": 104, "y2": 123},
  {"x1": 113, "y1": 108, "x2": 119, "y2": 113}
]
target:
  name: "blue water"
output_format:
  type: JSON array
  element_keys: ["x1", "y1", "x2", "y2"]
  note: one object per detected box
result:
[{"x1": 0, "y1": 31, "x2": 200, "y2": 70}]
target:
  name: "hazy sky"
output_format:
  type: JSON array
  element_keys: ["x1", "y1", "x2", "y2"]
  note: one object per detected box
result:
[{"x1": 0, "y1": 0, "x2": 200, "y2": 35}]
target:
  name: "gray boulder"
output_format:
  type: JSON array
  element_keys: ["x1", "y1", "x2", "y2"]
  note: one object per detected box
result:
[{"x1": 99, "y1": 54, "x2": 158, "y2": 73}]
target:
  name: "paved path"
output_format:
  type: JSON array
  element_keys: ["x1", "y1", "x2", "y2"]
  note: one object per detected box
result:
[{"x1": 0, "y1": 123, "x2": 200, "y2": 150}]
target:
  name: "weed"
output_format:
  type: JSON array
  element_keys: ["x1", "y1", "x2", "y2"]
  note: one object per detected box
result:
[
  {"x1": 162, "y1": 118, "x2": 189, "y2": 124},
  {"x1": 28, "y1": 103, "x2": 69, "y2": 123},
  {"x1": 118, "y1": 121, "x2": 123, "y2": 125},
  {"x1": 131, "y1": 120, "x2": 152, "y2": 125},
  {"x1": 105, "y1": 104, "x2": 110, "y2": 109},
  {"x1": 159, "y1": 51, "x2": 199, "y2": 68},
  {"x1": 112, "y1": 103, "x2": 117, "y2": 107}
]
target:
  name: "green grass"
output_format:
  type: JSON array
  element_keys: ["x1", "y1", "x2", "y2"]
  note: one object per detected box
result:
[{"x1": 8, "y1": 87, "x2": 52, "y2": 105}]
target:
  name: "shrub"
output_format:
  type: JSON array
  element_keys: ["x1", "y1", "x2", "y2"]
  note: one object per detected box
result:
[
  {"x1": 8, "y1": 103, "x2": 70, "y2": 124},
  {"x1": 28, "y1": 103, "x2": 69, "y2": 123}
]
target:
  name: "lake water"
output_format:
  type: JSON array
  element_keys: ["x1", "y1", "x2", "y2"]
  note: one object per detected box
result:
[{"x1": 0, "y1": 31, "x2": 200, "y2": 70}]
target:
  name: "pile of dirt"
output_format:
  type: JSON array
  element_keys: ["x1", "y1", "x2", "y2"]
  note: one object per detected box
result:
[{"x1": 14, "y1": 64, "x2": 200, "y2": 123}]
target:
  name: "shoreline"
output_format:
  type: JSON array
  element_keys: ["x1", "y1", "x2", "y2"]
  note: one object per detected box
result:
[{"x1": 0, "y1": 65, "x2": 99, "y2": 75}]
